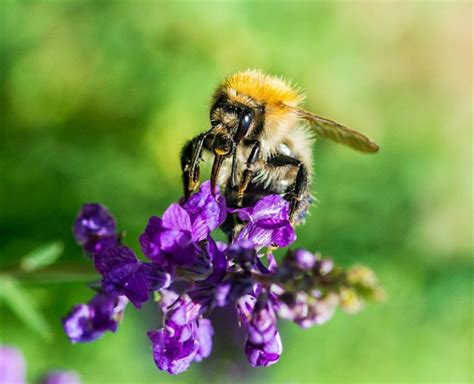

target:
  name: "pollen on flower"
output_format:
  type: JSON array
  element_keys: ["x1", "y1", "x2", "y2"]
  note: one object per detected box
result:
[{"x1": 62, "y1": 180, "x2": 383, "y2": 375}]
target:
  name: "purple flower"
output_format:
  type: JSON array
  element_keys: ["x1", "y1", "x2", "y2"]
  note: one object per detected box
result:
[
  {"x1": 148, "y1": 324, "x2": 198, "y2": 375},
  {"x1": 317, "y1": 258, "x2": 334, "y2": 275},
  {"x1": 140, "y1": 182, "x2": 226, "y2": 267},
  {"x1": 159, "y1": 289, "x2": 180, "y2": 313},
  {"x1": 277, "y1": 290, "x2": 339, "y2": 328},
  {"x1": 236, "y1": 294, "x2": 257, "y2": 326},
  {"x1": 180, "y1": 253, "x2": 213, "y2": 279},
  {"x1": 199, "y1": 237, "x2": 227, "y2": 285},
  {"x1": 295, "y1": 293, "x2": 339, "y2": 328},
  {"x1": 40, "y1": 371, "x2": 81, "y2": 384},
  {"x1": 292, "y1": 249, "x2": 316, "y2": 270},
  {"x1": 245, "y1": 333, "x2": 282, "y2": 367},
  {"x1": 148, "y1": 292, "x2": 215, "y2": 374},
  {"x1": 181, "y1": 181, "x2": 227, "y2": 239},
  {"x1": 166, "y1": 294, "x2": 204, "y2": 327},
  {"x1": 227, "y1": 239, "x2": 257, "y2": 268},
  {"x1": 246, "y1": 297, "x2": 278, "y2": 345},
  {"x1": 148, "y1": 316, "x2": 214, "y2": 375},
  {"x1": 94, "y1": 246, "x2": 171, "y2": 308},
  {"x1": 241, "y1": 295, "x2": 282, "y2": 367},
  {"x1": 139, "y1": 205, "x2": 201, "y2": 266},
  {"x1": 215, "y1": 278, "x2": 253, "y2": 308},
  {"x1": 233, "y1": 195, "x2": 296, "y2": 250},
  {"x1": 267, "y1": 253, "x2": 278, "y2": 272},
  {"x1": 193, "y1": 318, "x2": 214, "y2": 362},
  {"x1": 63, "y1": 293, "x2": 128, "y2": 343},
  {"x1": 277, "y1": 292, "x2": 310, "y2": 322},
  {"x1": 0, "y1": 346, "x2": 26, "y2": 384},
  {"x1": 235, "y1": 195, "x2": 289, "y2": 223},
  {"x1": 215, "y1": 283, "x2": 232, "y2": 307},
  {"x1": 73, "y1": 204, "x2": 117, "y2": 254}
]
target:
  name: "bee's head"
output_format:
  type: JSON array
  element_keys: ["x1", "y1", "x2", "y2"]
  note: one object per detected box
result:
[
  {"x1": 209, "y1": 95, "x2": 264, "y2": 193},
  {"x1": 210, "y1": 95, "x2": 264, "y2": 147}
]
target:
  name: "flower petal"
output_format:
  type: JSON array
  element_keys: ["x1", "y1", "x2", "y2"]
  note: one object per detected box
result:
[
  {"x1": 159, "y1": 229, "x2": 191, "y2": 253},
  {"x1": 204, "y1": 237, "x2": 226, "y2": 284},
  {"x1": 148, "y1": 328, "x2": 198, "y2": 375},
  {"x1": 182, "y1": 181, "x2": 227, "y2": 239},
  {"x1": 237, "y1": 224, "x2": 274, "y2": 251},
  {"x1": 139, "y1": 216, "x2": 167, "y2": 264},
  {"x1": 139, "y1": 262, "x2": 172, "y2": 291},
  {"x1": 194, "y1": 318, "x2": 214, "y2": 362},
  {"x1": 252, "y1": 195, "x2": 290, "y2": 221},
  {"x1": 233, "y1": 195, "x2": 290, "y2": 223},
  {"x1": 245, "y1": 332, "x2": 282, "y2": 367},
  {"x1": 271, "y1": 222, "x2": 297, "y2": 248},
  {"x1": 123, "y1": 271, "x2": 150, "y2": 308},
  {"x1": 162, "y1": 204, "x2": 192, "y2": 232},
  {"x1": 94, "y1": 246, "x2": 138, "y2": 284}
]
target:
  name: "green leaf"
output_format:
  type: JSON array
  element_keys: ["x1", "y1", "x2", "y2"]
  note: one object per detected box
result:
[
  {"x1": 20, "y1": 241, "x2": 64, "y2": 271},
  {"x1": 0, "y1": 276, "x2": 52, "y2": 340}
]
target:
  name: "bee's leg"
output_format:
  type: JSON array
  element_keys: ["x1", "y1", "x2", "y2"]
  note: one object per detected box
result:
[
  {"x1": 237, "y1": 140, "x2": 261, "y2": 206},
  {"x1": 180, "y1": 132, "x2": 210, "y2": 200},
  {"x1": 289, "y1": 162, "x2": 309, "y2": 222},
  {"x1": 267, "y1": 154, "x2": 309, "y2": 223}
]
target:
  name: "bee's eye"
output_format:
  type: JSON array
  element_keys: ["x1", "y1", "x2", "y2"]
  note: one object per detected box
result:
[{"x1": 236, "y1": 111, "x2": 253, "y2": 140}]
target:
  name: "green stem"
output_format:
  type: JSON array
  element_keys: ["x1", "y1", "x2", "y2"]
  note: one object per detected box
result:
[{"x1": 0, "y1": 263, "x2": 97, "y2": 284}]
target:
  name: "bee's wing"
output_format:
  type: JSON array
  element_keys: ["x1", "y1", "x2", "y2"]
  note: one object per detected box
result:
[{"x1": 294, "y1": 108, "x2": 379, "y2": 153}]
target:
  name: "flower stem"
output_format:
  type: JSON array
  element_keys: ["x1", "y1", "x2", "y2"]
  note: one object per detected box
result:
[{"x1": 0, "y1": 263, "x2": 97, "y2": 284}]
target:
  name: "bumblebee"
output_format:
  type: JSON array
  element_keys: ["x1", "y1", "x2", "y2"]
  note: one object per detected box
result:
[{"x1": 181, "y1": 69, "x2": 379, "y2": 224}]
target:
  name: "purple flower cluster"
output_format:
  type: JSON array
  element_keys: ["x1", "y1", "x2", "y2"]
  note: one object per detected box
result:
[
  {"x1": 63, "y1": 181, "x2": 383, "y2": 375},
  {"x1": 63, "y1": 204, "x2": 129, "y2": 342}
]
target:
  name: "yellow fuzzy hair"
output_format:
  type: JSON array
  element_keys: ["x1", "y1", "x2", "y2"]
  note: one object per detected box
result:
[{"x1": 215, "y1": 69, "x2": 304, "y2": 108}]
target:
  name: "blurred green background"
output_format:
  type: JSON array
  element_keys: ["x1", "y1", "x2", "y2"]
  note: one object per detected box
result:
[{"x1": 1, "y1": 1, "x2": 472, "y2": 383}]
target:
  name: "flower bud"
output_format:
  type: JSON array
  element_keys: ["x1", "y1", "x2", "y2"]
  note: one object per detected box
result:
[
  {"x1": 293, "y1": 249, "x2": 316, "y2": 270},
  {"x1": 227, "y1": 239, "x2": 257, "y2": 268},
  {"x1": 73, "y1": 203, "x2": 117, "y2": 254},
  {"x1": 40, "y1": 371, "x2": 81, "y2": 384}
]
